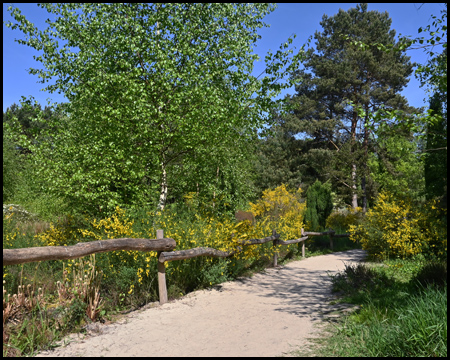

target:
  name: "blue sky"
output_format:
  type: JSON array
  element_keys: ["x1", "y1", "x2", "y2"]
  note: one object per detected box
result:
[{"x1": 3, "y1": 3, "x2": 446, "y2": 112}]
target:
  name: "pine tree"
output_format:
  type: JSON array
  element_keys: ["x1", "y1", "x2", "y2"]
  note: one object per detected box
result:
[{"x1": 285, "y1": 3, "x2": 417, "y2": 210}]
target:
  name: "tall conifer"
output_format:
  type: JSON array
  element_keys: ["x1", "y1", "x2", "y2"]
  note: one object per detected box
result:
[{"x1": 285, "y1": 3, "x2": 417, "y2": 210}]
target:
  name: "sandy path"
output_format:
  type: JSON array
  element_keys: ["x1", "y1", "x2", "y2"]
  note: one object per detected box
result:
[{"x1": 36, "y1": 249, "x2": 366, "y2": 357}]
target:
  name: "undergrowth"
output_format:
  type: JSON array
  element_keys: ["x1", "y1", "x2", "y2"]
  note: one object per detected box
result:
[{"x1": 293, "y1": 257, "x2": 447, "y2": 357}]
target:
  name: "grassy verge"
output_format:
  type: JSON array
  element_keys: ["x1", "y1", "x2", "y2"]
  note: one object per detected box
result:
[{"x1": 292, "y1": 257, "x2": 447, "y2": 357}]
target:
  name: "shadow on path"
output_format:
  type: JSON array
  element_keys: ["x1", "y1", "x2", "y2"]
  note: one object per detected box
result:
[{"x1": 227, "y1": 249, "x2": 367, "y2": 320}]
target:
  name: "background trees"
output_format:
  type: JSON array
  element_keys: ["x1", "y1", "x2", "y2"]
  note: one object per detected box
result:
[
  {"x1": 271, "y1": 3, "x2": 417, "y2": 210},
  {"x1": 3, "y1": 3, "x2": 446, "y2": 222},
  {"x1": 417, "y1": 6, "x2": 447, "y2": 208},
  {"x1": 5, "y1": 3, "x2": 303, "y2": 216}
]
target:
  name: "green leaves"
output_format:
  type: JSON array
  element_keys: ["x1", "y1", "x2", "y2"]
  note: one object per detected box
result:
[{"x1": 5, "y1": 3, "x2": 302, "y2": 215}]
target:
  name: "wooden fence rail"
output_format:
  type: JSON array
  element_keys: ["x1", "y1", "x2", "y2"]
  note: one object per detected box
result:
[
  {"x1": 3, "y1": 237, "x2": 176, "y2": 266},
  {"x1": 3, "y1": 227, "x2": 349, "y2": 305}
]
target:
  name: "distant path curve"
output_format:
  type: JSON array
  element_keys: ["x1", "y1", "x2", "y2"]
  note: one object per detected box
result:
[{"x1": 36, "y1": 249, "x2": 367, "y2": 357}]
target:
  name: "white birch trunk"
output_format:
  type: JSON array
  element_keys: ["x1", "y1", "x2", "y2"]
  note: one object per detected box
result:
[
  {"x1": 157, "y1": 162, "x2": 168, "y2": 211},
  {"x1": 352, "y1": 163, "x2": 358, "y2": 209}
]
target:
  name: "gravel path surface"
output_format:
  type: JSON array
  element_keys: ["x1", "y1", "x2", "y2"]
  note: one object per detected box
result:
[{"x1": 36, "y1": 249, "x2": 367, "y2": 357}]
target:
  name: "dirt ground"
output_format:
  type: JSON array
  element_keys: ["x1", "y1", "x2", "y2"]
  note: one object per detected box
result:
[{"x1": 36, "y1": 249, "x2": 367, "y2": 357}]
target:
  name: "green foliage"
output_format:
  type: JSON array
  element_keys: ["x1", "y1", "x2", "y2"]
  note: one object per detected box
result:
[
  {"x1": 3, "y1": 102, "x2": 71, "y2": 221},
  {"x1": 304, "y1": 180, "x2": 333, "y2": 231},
  {"x1": 4, "y1": 3, "x2": 304, "y2": 216},
  {"x1": 424, "y1": 91, "x2": 447, "y2": 207},
  {"x1": 254, "y1": 124, "x2": 304, "y2": 192},
  {"x1": 368, "y1": 126, "x2": 425, "y2": 202},
  {"x1": 414, "y1": 4, "x2": 447, "y2": 97},
  {"x1": 3, "y1": 101, "x2": 63, "y2": 155},
  {"x1": 280, "y1": 3, "x2": 416, "y2": 209},
  {"x1": 169, "y1": 139, "x2": 258, "y2": 218},
  {"x1": 254, "y1": 121, "x2": 336, "y2": 196},
  {"x1": 325, "y1": 206, "x2": 364, "y2": 233},
  {"x1": 413, "y1": 260, "x2": 447, "y2": 290},
  {"x1": 321, "y1": 260, "x2": 447, "y2": 357},
  {"x1": 3, "y1": 134, "x2": 23, "y2": 202}
]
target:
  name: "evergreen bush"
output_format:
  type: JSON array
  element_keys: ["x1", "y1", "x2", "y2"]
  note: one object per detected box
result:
[{"x1": 304, "y1": 180, "x2": 333, "y2": 231}]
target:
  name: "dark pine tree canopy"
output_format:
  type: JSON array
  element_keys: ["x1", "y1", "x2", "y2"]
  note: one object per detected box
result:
[{"x1": 279, "y1": 3, "x2": 418, "y2": 210}]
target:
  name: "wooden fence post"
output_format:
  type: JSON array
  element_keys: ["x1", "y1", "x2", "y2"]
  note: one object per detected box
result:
[
  {"x1": 301, "y1": 228, "x2": 305, "y2": 258},
  {"x1": 272, "y1": 229, "x2": 278, "y2": 267},
  {"x1": 157, "y1": 229, "x2": 168, "y2": 305}
]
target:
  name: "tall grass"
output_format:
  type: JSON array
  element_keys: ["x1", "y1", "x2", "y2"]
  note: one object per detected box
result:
[{"x1": 297, "y1": 259, "x2": 447, "y2": 357}]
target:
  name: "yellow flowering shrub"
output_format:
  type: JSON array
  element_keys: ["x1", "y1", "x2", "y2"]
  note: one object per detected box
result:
[
  {"x1": 349, "y1": 192, "x2": 447, "y2": 260},
  {"x1": 79, "y1": 206, "x2": 135, "y2": 240},
  {"x1": 243, "y1": 184, "x2": 306, "y2": 260},
  {"x1": 77, "y1": 206, "x2": 155, "y2": 295},
  {"x1": 250, "y1": 184, "x2": 304, "y2": 220},
  {"x1": 326, "y1": 206, "x2": 364, "y2": 232},
  {"x1": 36, "y1": 214, "x2": 80, "y2": 247}
]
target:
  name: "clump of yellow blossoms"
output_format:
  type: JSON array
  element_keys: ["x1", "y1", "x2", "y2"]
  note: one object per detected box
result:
[
  {"x1": 349, "y1": 192, "x2": 447, "y2": 260},
  {"x1": 240, "y1": 184, "x2": 307, "y2": 260},
  {"x1": 36, "y1": 214, "x2": 79, "y2": 247},
  {"x1": 79, "y1": 206, "x2": 134, "y2": 240},
  {"x1": 78, "y1": 206, "x2": 157, "y2": 291}
]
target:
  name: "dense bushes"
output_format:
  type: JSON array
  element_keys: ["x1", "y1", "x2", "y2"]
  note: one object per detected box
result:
[
  {"x1": 349, "y1": 192, "x2": 447, "y2": 260},
  {"x1": 325, "y1": 206, "x2": 364, "y2": 233}
]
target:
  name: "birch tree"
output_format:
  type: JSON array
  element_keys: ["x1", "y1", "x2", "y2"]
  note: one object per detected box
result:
[{"x1": 5, "y1": 3, "x2": 303, "y2": 215}]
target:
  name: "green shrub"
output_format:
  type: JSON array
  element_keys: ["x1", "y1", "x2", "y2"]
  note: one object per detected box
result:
[
  {"x1": 413, "y1": 261, "x2": 447, "y2": 289},
  {"x1": 304, "y1": 180, "x2": 333, "y2": 231},
  {"x1": 326, "y1": 206, "x2": 364, "y2": 233},
  {"x1": 331, "y1": 263, "x2": 394, "y2": 295}
]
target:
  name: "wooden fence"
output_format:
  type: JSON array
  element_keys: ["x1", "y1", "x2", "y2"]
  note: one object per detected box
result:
[{"x1": 3, "y1": 228, "x2": 349, "y2": 305}]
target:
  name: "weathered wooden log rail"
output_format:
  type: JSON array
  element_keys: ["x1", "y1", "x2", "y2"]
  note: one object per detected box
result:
[
  {"x1": 3, "y1": 227, "x2": 348, "y2": 305},
  {"x1": 3, "y1": 237, "x2": 176, "y2": 266}
]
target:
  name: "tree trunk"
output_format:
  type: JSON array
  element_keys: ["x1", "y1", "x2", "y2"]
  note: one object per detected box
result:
[
  {"x1": 361, "y1": 109, "x2": 369, "y2": 212},
  {"x1": 352, "y1": 163, "x2": 358, "y2": 209},
  {"x1": 351, "y1": 111, "x2": 358, "y2": 209},
  {"x1": 157, "y1": 161, "x2": 168, "y2": 211}
]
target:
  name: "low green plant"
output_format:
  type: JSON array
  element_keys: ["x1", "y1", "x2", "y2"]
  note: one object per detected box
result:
[
  {"x1": 413, "y1": 260, "x2": 447, "y2": 289},
  {"x1": 331, "y1": 263, "x2": 394, "y2": 296},
  {"x1": 199, "y1": 258, "x2": 230, "y2": 287},
  {"x1": 301, "y1": 258, "x2": 447, "y2": 357}
]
